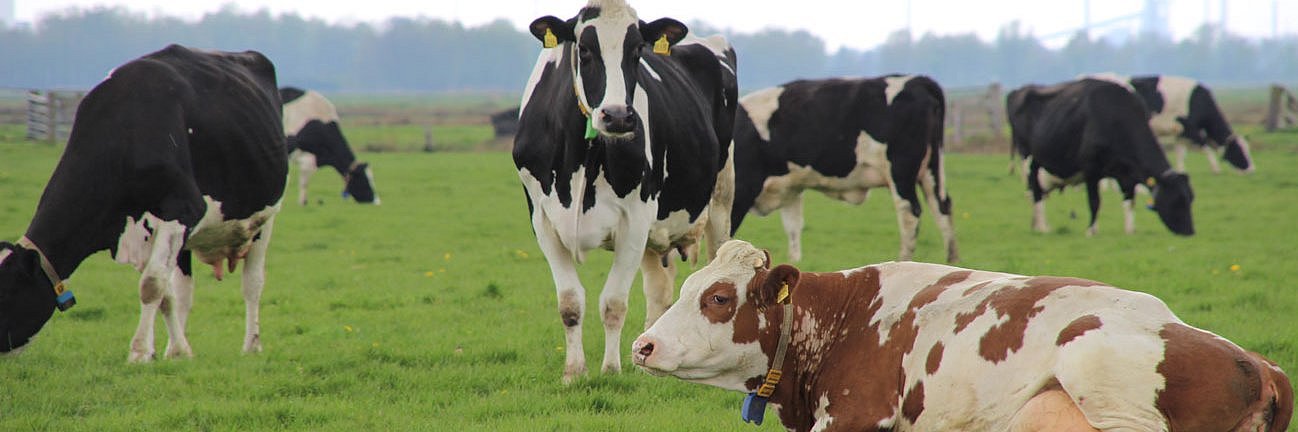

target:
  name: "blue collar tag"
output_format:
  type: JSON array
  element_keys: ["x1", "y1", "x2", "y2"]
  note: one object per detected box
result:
[
  {"x1": 741, "y1": 393, "x2": 768, "y2": 425},
  {"x1": 55, "y1": 288, "x2": 76, "y2": 311}
]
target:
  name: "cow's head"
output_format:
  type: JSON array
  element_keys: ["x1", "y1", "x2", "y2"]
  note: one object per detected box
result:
[
  {"x1": 1221, "y1": 134, "x2": 1255, "y2": 173},
  {"x1": 633, "y1": 240, "x2": 795, "y2": 392},
  {"x1": 1152, "y1": 171, "x2": 1195, "y2": 236},
  {"x1": 529, "y1": 0, "x2": 687, "y2": 138},
  {"x1": 343, "y1": 162, "x2": 379, "y2": 205},
  {"x1": 0, "y1": 242, "x2": 58, "y2": 354}
]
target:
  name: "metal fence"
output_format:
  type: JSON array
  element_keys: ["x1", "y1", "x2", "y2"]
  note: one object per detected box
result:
[{"x1": 26, "y1": 89, "x2": 84, "y2": 143}]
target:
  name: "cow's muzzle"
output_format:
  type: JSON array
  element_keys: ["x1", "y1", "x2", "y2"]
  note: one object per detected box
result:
[{"x1": 600, "y1": 105, "x2": 636, "y2": 134}]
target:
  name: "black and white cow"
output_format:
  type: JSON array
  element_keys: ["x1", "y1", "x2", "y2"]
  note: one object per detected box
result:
[
  {"x1": 280, "y1": 87, "x2": 379, "y2": 205},
  {"x1": 731, "y1": 76, "x2": 958, "y2": 263},
  {"x1": 0, "y1": 44, "x2": 286, "y2": 361},
  {"x1": 513, "y1": 0, "x2": 738, "y2": 383},
  {"x1": 1008, "y1": 78, "x2": 1194, "y2": 236},
  {"x1": 1087, "y1": 73, "x2": 1254, "y2": 173}
]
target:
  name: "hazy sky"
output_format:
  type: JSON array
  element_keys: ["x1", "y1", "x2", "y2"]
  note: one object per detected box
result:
[{"x1": 13, "y1": 0, "x2": 1295, "y2": 51}]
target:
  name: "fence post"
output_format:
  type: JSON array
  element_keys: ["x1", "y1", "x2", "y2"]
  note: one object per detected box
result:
[{"x1": 1265, "y1": 84, "x2": 1298, "y2": 132}]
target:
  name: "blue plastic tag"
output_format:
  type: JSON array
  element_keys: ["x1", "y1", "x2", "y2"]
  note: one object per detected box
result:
[
  {"x1": 55, "y1": 289, "x2": 76, "y2": 311},
  {"x1": 741, "y1": 393, "x2": 767, "y2": 425}
]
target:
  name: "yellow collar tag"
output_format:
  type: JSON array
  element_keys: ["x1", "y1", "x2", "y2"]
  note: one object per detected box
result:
[
  {"x1": 653, "y1": 35, "x2": 670, "y2": 55},
  {"x1": 1145, "y1": 177, "x2": 1156, "y2": 187},
  {"x1": 543, "y1": 28, "x2": 558, "y2": 49},
  {"x1": 776, "y1": 283, "x2": 790, "y2": 304}
]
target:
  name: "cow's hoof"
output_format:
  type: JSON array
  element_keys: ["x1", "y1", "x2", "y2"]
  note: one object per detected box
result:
[
  {"x1": 562, "y1": 365, "x2": 588, "y2": 385},
  {"x1": 128, "y1": 351, "x2": 156, "y2": 363},
  {"x1": 242, "y1": 335, "x2": 262, "y2": 354},
  {"x1": 601, "y1": 361, "x2": 622, "y2": 375},
  {"x1": 165, "y1": 345, "x2": 193, "y2": 359}
]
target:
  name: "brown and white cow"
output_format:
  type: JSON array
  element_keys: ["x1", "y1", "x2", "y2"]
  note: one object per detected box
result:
[{"x1": 633, "y1": 240, "x2": 1292, "y2": 431}]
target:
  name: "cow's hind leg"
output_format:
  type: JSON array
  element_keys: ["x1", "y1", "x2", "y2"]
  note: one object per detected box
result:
[
  {"x1": 1008, "y1": 389, "x2": 1101, "y2": 432},
  {"x1": 919, "y1": 152, "x2": 958, "y2": 263},
  {"x1": 129, "y1": 217, "x2": 186, "y2": 363},
  {"x1": 161, "y1": 250, "x2": 195, "y2": 359},
  {"x1": 239, "y1": 214, "x2": 276, "y2": 354},
  {"x1": 294, "y1": 151, "x2": 317, "y2": 205},
  {"x1": 704, "y1": 147, "x2": 735, "y2": 262},
  {"x1": 1202, "y1": 144, "x2": 1222, "y2": 174},
  {"x1": 640, "y1": 250, "x2": 675, "y2": 330},
  {"x1": 779, "y1": 194, "x2": 805, "y2": 262},
  {"x1": 887, "y1": 162, "x2": 922, "y2": 261}
]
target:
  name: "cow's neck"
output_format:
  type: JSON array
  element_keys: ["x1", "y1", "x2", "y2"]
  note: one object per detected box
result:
[
  {"x1": 766, "y1": 270, "x2": 889, "y2": 429},
  {"x1": 1128, "y1": 142, "x2": 1175, "y2": 180},
  {"x1": 22, "y1": 175, "x2": 125, "y2": 280}
]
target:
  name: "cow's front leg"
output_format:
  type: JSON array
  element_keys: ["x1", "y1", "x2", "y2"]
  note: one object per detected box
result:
[
  {"x1": 779, "y1": 193, "x2": 805, "y2": 262},
  {"x1": 129, "y1": 218, "x2": 186, "y2": 363},
  {"x1": 1203, "y1": 145, "x2": 1222, "y2": 174},
  {"x1": 1084, "y1": 179, "x2": 1102, "y2": 237},
  {"x1": 601, "y1": 216, "x2": 652, "y2": 375},
  {"x1": 1173, "y1": 141, "x2": 1189, "y2": 172},
  {"x1": 161, "y1": 254, "x2": 195, "y2": 359},
  {"x1": 295, "y1": 151, "x2": 318, "y2": 206},
  {"x1": 1117, "y1": 179, "x2": 1139, "y2": 234},
  {"x1": 919, "y1": 161, "x2": 959, "y2": 263},
  {"x1": 532, "y1": 214, "x2": 588, "y2": 383},
  {"x1": 240, "y1": 214, "x2": 276, "y2": 354},
  {"x1": 1028, "y1": 166, "x2": 1051, "y2": 233}
]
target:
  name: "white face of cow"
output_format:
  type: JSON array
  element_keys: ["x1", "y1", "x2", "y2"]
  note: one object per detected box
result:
[
  {"x1": 528, "y1": 0, "x2": 688, "y2": 139},
  {"x1": 633, "y1": 240, "x2": 785, "y2": 392}
]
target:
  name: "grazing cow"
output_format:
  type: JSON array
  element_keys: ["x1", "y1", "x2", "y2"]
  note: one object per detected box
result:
[
  {"x1": 280, "y1": 87, "x2": 379, "y2": 205},
  {"x1": 0, "y1": 45, "x2": 286, "y2": 361},
  {"x1": 633, "y1": 240, "x2": 1293, "y2": 431},
  {"x1": 731, "y1": 76, "x2": 958, "y2": 264},
  {"x1": 1086, "y1": 73, "x2": 1254, "y2": 173},
  {"x1": 1007, "y1": 78, "x2": 1194, "y2": 236},
  {"x1": 514, "y1": 0, "x2": 738, "y2": 382}
]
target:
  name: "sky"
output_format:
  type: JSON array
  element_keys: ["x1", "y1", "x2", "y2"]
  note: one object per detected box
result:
[{"x1": 11, "y1": 0, "x2": 1296, "y2": 51}]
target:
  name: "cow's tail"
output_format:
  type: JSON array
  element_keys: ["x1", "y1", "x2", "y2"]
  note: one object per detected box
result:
[{"x1": 1262, "y1": 356, "x2": 1294, "y2": 431}]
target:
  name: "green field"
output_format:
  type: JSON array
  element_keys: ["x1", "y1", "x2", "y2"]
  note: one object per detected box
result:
[{"x1": 2, "y1": 128, "x2": 1297, "y2": 430}]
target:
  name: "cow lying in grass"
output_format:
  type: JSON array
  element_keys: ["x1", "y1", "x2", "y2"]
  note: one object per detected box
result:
[{"x1": 634, "y1": 240, "x2": 1292, "y2": 431}]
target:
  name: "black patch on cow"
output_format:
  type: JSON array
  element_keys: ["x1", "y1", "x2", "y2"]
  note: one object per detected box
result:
[
  {"x1": 1129, "y1": 76, "x2": 1164, "y2": 115},
  {"x1": 294, "y1": 120, "x2": 356, "y2": 176},
  {"x1": 279, "y1": 86, "x2": 306, "y2": 105}
]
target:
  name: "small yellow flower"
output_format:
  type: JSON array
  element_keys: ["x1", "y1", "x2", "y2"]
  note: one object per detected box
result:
[
  {"x1": 961, "y1": 212, "x2": 971, "y2": 219},
  {"x1": 372, "y1": 342, "x2": 380, "y2": 348},
  {"x1": 1212, "y1": 269, "x2": 1221, "y2": 275},
  {"x1": 443, "y1": 252, "x2": 452, "y2": 261},
  {"x1": 424, "y1": 271, "x2": 434, "y2": 277},
  {"x1": 1229, "y1": 264, "x2": 1241, "y2": 272},
  {"x1": 344, "y1": 325, "x2": 354, "y2": 333},
  {"x1": 439, "y1": 268, "x2": 446, "y2": 273},
  {"x1": 555, "y1": 346, "x2": 563, "y2": 352}
]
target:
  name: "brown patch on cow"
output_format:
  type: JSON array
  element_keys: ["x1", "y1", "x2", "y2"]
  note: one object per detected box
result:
[
  {"x1": 1055, "y1": 315, "x2": 1103, "y2": 346},
  {"x1": 902, "y1": 381, "x2": 925, "y2": 423},
  {"x1": 559, "y1": 290, "x2": 581, "y2": 327},
  {"x1": 1155, "y1": 322, "x2": 1286, "y2": 432},
  {"x1": 908, "y1": 271, "x2": 972, "y2": 310},
  {"x1": 953, "y1": 281, "x2": 996, "y2": 333},
  {"x1": 974, "y1": 277, "x2": 1104, "y2": 363},
  {"x1": 699, "y1": 282, "x2": 738, "y2": 324},
  {"x1": 926, "y1": 342, "x2": 944, "y2": 375}
]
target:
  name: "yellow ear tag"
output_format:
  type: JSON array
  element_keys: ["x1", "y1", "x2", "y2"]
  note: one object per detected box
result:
[
  {"x1": 543, "y1": 28, "x2": 557, "y2": 49},
  {"x1": 1145, "y1": 177, "x2": 1156, "y2": 187},
  {"x1": 776, "y1": 283, "x2": 790, "y2": 304},
  {"x1": 653, "y1": 34, "x2": 670, "y2": 55}
]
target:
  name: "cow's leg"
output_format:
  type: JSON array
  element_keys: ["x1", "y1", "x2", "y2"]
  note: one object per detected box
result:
[
  {"x1": 887, "y1": 161, "x2": 923, "y2": 261},
  {"x1": 1173, "y1": 141, "x2": 1188, "y2": 172},
  {"x1": 704, "y1": 149, "x2": 735, "y2": 261},
  {"x1": 1202, "y1": 145, "x2": 1222, "y2": 174},
  {"x1": 919, "y1": 154, "x2": 959, "y2": 263},
  {"x1": 532, "y1": 215, "x2": 589, "y2": 383},
  {"x1": 1084, "y1": 179, "x2": 1102, "y2": 237},
  {"x1": 1028, "y1": 164, "x2": 1050, "y2": 233},
  {"x1": 295, "y1": 151, "x2": 318, "y2": 206},
  {"x1": 599, "y1": 219, "x2": 653, "y2": 376},
  {"x1": 1007, "y1": 389, "x2": 1101, "y2": 432},
  {"x1": 1117, "y1": 179, "x2": 1139, "y2": 234},
  {"x1": 128, "y1": 218, "x2": 186, "y2": 363},
  {"x1": 161, "y1": 251, "x2": 195, "y2": 359},
  {"x1": 779, "y1": 193, "x2": 805, "y2": 262},
  {"x1": 239, "y1": 214, "x2": 275, "y2": 354},
  {"x1": 640, "y1": 250, "x2": 675, "y2": 330}
]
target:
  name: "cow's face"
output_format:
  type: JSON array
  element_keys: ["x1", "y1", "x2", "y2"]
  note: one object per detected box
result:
[
  {"x1": 633, "y1": 240, "x2": 794, "y2": 392},
  {"x1": 1153, "y1": 172, "x2": 1195, "y2": 235},
  {"x1": 343, "y1": 162, "x2": 379, "y2": 205},
  {"x1": 1222, "y1": 135, "x2": 1255, "y2": 172},
  {"x1": 0, "y1": 243, "x2": 57, "y2": 354},
  {"x1": 529, "y1": 1, "x2": 687, "y2": 138}
]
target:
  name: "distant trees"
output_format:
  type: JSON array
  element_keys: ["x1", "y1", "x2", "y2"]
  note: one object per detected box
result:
[{"x1": 1, "y1": 7, "x2": 1294, "y2": 93}]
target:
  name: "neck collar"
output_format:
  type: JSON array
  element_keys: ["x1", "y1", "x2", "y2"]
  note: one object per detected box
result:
[
  {"x1": 741, "y1": 282, "x2": 794, "y2": 426},
  {"x1": 569, "y1": 42, "x2": 599, "y2": 140},
  {"x1": 16, "y1": 236, "x2": 76, "y2": 311}
]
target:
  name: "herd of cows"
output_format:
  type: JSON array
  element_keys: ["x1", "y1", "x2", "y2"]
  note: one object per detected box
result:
[{"x1": 0, "y1": 0, "x2": 1289, "y2": 430}]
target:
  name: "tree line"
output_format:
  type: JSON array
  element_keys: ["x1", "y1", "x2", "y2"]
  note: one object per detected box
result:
[{"x1": 2, "y1": 6, "x2": 1295, "y2": 93}]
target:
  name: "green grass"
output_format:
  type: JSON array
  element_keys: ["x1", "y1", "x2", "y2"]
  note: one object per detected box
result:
[{"x1": 1, "y1": 136, "x2": 1297, "y2": 430}]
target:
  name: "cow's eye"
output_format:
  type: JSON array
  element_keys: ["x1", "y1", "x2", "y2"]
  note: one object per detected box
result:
[
  {"x1": 711, "y1": 295, "x2": 729, "y2": 305},
  {"x1": 578, "y1": 45, "x2": 593, "y2": 64}
]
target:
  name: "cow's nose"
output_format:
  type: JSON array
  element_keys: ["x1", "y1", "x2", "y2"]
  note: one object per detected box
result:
[
  {"x1": 601, "y1": 106, "x2": 635, "y2": 133},
  {"x1": 631, "y1": 337, "x2": 655, "y2": 365}
]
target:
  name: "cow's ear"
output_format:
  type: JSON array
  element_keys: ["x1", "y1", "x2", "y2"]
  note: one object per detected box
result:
[
  {"x1": 529, "y1": 16, "x2": 575, "y2": 47},
  {"x1": 641, "y1": 18, "x2": 688, "y2": 51},
  {"x1": 760, "y1": 264, "x2": 800, "y2": 305}
]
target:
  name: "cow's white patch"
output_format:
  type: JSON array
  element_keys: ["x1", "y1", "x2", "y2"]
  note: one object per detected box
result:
[
  {"x1": 282, "y1": 90, "x2": 340, "y2": 135},
  {"x1": 678, "y1": 34, "x2": 736, "y2": 76},
  {"x1": 0, "y1": 248, "x2": 12, "y2": 265},
  {"x1": 751, "y1": 131, "x2": 888, "y2": 216},
  {"x1": 187, "y1": 196, "x2": 281, "y2": 270},
  {"x1": 884, "y1": 75, "x2": 914, "y2": 105},
  {"x1": 1150, "y1": 76, "x2": 1196, "y2": 138},
  {"x1": 1036, "y1": 169, "x2": 1082, "y2": 192},
  {"x1": 811, "y1": 393, "x2": 835, "y2": 432},
  {"x1": 579, "y1": 0, "x2": 638, "y2": 133},
  {"x1": 519, "y1": 48, "x2": 565, "y2": 116},
  {"x1": 639, "y1": 58, "x2": 662, "y2": 82},
  {"x1": 115, "y1": 214, "x2": 160, "y2": 272},
  {"x1": 740, "y1": 87, "x2": 784, "y2": 142}
]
